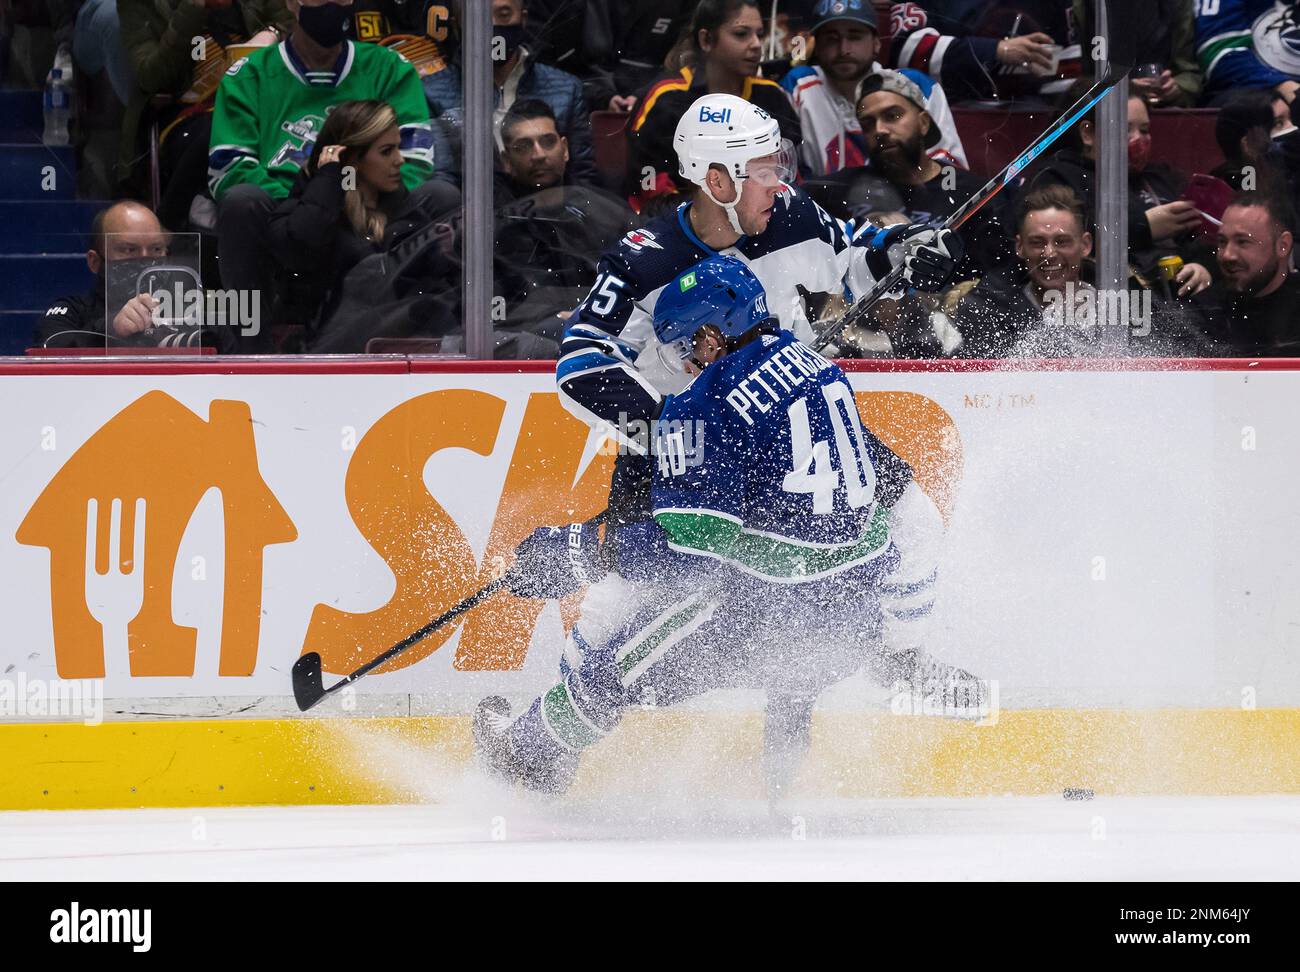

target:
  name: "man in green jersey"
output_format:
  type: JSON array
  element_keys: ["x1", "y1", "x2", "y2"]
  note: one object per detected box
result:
[{"x1": 208, "y1": 0, "x2": 442, "y2": 348}]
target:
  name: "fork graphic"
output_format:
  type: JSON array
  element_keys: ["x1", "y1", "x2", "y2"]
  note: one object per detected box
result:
[{"x1": 84, "y1": 498, "x2": 146, "y2": 680}]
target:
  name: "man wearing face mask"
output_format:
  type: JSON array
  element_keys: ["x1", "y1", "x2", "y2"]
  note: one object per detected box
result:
[
  {"x1": 208, "y1": 0, "x2": 436, "y2": 347},
  {"x1": 421, "y1": 0, "x2": 597, "y2": 188},
  {"x1": 1018, "y1": 80, "x2": 1214, "y2": 298},
  {"x1": 34, "y1": 200, "x2": 236, "y2": 351}
]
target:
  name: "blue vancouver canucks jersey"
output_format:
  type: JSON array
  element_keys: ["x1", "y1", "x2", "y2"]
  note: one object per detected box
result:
[{"x1": 650, "y1": 330, "x2": 912, "y2": 582}]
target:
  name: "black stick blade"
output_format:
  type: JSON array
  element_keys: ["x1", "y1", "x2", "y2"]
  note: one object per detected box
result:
[{"x1": 292, "y1": 652, "x2": 326, "y2": 711}]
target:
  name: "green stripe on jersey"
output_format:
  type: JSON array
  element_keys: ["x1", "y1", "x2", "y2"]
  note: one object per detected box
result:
[
  {"x1": 1197, "y1": 31, "x2": 1252, "y2": 76},
  {"x1": 655, "y1": 506, "x2": 892, "y2": 582},
  {"x1": 541, "y1": 682, "x2": 601, "y2": 751}
]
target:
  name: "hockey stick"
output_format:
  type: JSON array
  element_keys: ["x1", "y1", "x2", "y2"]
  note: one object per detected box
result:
[
  {"x1": 292, "y1": 511, "x2": 616, "y2": 711},
  {"x1": 292, "y1": 575, "x2": 510, "y2": 712},
  {"x1": 811, "y1": 6, "x2": 1136, "y2": 353}
]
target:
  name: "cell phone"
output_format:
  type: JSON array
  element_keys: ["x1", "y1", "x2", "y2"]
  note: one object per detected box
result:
[{"x1": 1181, "y1": 174, "x2": 1234, "y2": 239}]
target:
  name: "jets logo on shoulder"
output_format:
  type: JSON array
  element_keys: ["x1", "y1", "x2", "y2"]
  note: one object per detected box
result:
[
  {"x1": 621, "y1": 229, "x2": 663, "y2": 252},
  {"x1": 226, "y1": 56, "x2": 249, "y2": 76},
  {"x1": 1254, "y1": 4, "x2": 1300, "y2": 76}
]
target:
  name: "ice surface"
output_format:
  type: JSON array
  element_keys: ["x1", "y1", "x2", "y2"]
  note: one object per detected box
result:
[{"x1": 2, "y1": 794, "x2": 1297, "y2": 881}]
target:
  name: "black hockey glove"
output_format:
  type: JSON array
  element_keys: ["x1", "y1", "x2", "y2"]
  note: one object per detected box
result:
[
  {"x1": 851, "y1": 221, "x2": 966, "y2": 294},
  {"x1": 894, "y1": 224, "x2": 965, "y2": 292},
  {"x1": 506, "y1": 520, "x2": 609, "y2": 600}
]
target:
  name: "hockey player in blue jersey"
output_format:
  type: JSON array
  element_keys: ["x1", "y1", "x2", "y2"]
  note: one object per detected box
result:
[
  {"x1": 475, "y1": 255, "x2": 984, "y2": 796},
  {"x1": 553, "y1": 89, "x2": 964, "y2": 583}
]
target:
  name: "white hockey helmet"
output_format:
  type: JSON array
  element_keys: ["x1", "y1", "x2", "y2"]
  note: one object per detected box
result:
[{"x1": 674, "y1": 93, "x2": 796, "y2": 232}]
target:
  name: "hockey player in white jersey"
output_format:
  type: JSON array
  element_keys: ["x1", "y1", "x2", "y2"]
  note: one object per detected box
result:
[
  {"x1": 556, "y1": 91, "x2": 962, "y2": 447},
  {"x1": 477, "y1": 255, "x2": 986, "y2": 796}
]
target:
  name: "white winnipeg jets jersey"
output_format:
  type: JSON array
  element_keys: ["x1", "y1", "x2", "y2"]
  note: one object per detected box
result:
[{"x1": 556, "y1": 185, "x2": 891, "y2": 436}]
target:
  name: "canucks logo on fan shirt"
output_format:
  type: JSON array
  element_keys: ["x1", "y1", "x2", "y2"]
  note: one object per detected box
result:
[
  {"x1": 270, "y1": 113, "x2": 328, "y2": 170},
  {"x1": 1254, "y1": 2, "x2": 1300, "y2": 75}
]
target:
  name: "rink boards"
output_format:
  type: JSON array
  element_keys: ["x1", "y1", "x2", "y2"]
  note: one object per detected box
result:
[{"x1": 0, "y1": 356, "x2": 1297, "y2": 808}]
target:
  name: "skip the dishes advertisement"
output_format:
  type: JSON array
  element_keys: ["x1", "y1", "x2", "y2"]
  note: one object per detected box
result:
[{"x1": 1, "y1": 366, "x2": 1298, "y2": 710}]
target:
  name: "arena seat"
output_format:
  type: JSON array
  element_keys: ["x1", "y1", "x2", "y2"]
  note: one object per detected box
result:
[
  {"x1": 590, "y1": 110, "x2": 630, "y2": 189},
  {"x1": 950, "y1": 106, "x2": 1223, "y2": 179}
]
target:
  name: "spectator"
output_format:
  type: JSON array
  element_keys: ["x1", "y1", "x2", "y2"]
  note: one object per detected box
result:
[
  {"x1": 1019, "y1": 81, "x2": 1216, "y2": 285},
  {"x1": 810, "y1": 71, "x2": 1013, "y2": 279},
  {"x1": 1210, "y1": 90, "x2": 1288, "y2": 193},
  {"x1": 266, "y1": 99, "x2": 451, "y2": 330},
  {"x1": 1191, "y1": 192, "x2": 1300, "y2": 355},
  {"x1": 117, "y1": 0, "x2": 292, "y2": 221},
  {"x1": 1195, "y1": 0, "x2": 1300, "y2": 107},
  {"x1": 1074, "y1": 0, "x2": 1200, "y2": 108},
  {"x1": 887, "y1": 0, "x2": 1075, "y2": 103},
  {"x1": 489, "y1": 100, "x2": 637, "y2": 353},
  {"x1": 1271, "y1": 89, "x2": 1296, "y2": 137},
  {"x1": 626, "y1": 0, "x2": 802, "y2": 209},
  {"x1": 421, "y1": 0, "x2": 598, "y2": 188},
  {"x1": 779, "y1": 0, "x2": 967, "y2": 175},
  {"x1": 525, "y1": 0, "x2": 695, "y2": 114},
  {"x1": 35, "y1": 199, "x2": 234, "y2": 349},
  {"x1": 496, "y1": 96, "x2": 571, "y2": 196},
  {"x1": 208, "y1": 0, "x2": 436, "y2": 349},
  {"x1": 949, "y1": 185, "x2": 1213, "y2": 357},
  {"x1": 948, "y1": 184, "x2": 1100, "y2": 356},
  {"x1": 890, "y1": 2, "x2": 1199, "y2": 105},
  {"x1": 72, "y1": 0, "x2": 137, "y2": 106}
]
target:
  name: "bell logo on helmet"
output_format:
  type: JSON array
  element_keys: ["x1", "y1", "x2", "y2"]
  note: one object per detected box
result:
[{"x1": 698, "y1": 105, "x2": 733, "y2": 124}]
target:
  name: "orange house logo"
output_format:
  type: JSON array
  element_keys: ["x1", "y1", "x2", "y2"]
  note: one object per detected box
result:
[
  {"x1": 16, "y1": 392, "x2": 296, "y2": 678},
  {"x1": 15, "y1": 387, "x2": 961, "y2": 681}
]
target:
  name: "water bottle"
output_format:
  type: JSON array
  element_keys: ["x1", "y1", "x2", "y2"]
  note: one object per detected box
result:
[{"x1": 42, "y1": 68, "x2": 70, "y2": 147}]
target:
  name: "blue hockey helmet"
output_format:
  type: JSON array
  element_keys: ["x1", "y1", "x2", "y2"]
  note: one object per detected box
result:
[{"x1": 652, "y1": 255, "x2": 773, "y2": 367}]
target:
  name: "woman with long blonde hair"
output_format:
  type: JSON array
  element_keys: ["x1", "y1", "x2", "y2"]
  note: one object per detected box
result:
[
  {"x1": 308, "y1": 99, "x2": 403, "y2": 242},
  {"x1": 268, "y1": 99, "x2": 452, "y2": 327}
]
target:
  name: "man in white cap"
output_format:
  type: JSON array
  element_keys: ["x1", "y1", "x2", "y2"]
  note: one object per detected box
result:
[{"x1": 780, "y1": 0, "x2": 967, "y2": 176}]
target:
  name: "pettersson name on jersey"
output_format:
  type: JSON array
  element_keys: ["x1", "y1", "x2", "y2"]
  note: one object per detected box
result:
[{"x1": 725, "y1": 338, "x2": 832, "y2": 426}]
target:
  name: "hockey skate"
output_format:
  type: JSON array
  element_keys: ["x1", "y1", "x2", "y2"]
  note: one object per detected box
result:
[
  {"x1": 472, "y1": 695, "x2": 578, "y2": 794},
  {"x1": 870, "y1": 647, "x2": 992, "y2": 721},
  {"x1": 472, "y1": 696, "x2": 520, "y2": 781}
]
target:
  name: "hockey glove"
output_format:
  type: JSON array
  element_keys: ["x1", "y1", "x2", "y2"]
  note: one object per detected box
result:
[
  {"x1": 902, "y1": 226, "x2": 964, "y2": 292},
  {"x1": 861, "y1": 223, "x2": 966, "y2": 293},
  {"x1": 506, "y1": 521, "x2": 609, "y2": 600}
]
